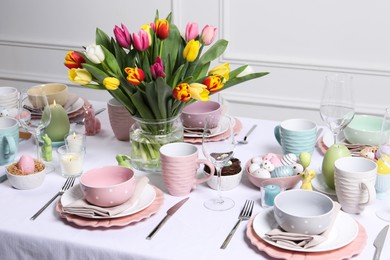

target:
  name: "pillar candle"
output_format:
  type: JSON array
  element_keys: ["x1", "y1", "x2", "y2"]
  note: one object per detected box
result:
[
  {"x1": 44, "y1": 100, "x2": 70, "y2": 142},
  {"x1": 264, "y1": 184, "x2": 281, "y2": 206}
]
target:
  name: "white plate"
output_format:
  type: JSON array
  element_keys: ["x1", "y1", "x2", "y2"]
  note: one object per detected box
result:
[
  {"x1": 252, "y1": 208, "x2": 359, "y2": 253},
  {"x1": 66, "y1": 97, "x2": 84, "y2": 114},
  {"x1": 312, "y1": 173, "x2": 337, "y2": 196},
  {"x1": 61, "y1": 183, "x2": 156, "y2": 219},
  {"x1": 183, "y1": 115, "x2": 235, "y2": 138}
]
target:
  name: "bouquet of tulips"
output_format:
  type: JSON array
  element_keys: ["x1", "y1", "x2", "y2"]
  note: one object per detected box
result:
[{"x1": 64, "y1": 11, "x2": 268, "y2": 121}]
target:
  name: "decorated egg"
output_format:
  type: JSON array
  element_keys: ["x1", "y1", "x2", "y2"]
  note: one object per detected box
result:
[
  {"x1": 377, "y1": 158, "x2": 390, "y2": 174},
  {"x1": 251, "y1": 156, "x2": 263, "y2": 164},
  {"x1": 17, "y1": 154, "x2": 35, "y2": 175},
  {"x1": 281, "y1": 153, "x2": 298, "y2": 166},
  {"x1": 263, "y1": 153, "x2": 282, "y2": 167},
  {"x1": 271, "y1": 165, "x2": 294, "y2": 178},
  {"x1": 252, "y1": 168, "x2": 271, "y2": 178},
  {"x1": 249, "y1": 163, "x2": 261, "y2": 174},
  {"x1": 291, "y1": 163, "x2": 304, "y2": 175},
  {"x1": 261, "y1": 160, "x2": 275, "y2": 172},
  {"x1": 299, "y1": 151, "x2": 312, "y2": 169}
]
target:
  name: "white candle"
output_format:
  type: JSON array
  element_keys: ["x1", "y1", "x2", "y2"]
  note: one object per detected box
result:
[
  {"x1": 66, "y1": 132, "x2": 85, "y2": 152},
  {"x1": 60, "y1": 153, "x2": 83, "y2": 176}
]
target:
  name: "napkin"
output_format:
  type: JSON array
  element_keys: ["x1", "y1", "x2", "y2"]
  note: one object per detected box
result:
[
  {"x1": 62, "y1": 176, "x2": 149, "y2": 218},
  {"x1": 265, "y1": 202, "x2": 341, "y2": 249}
]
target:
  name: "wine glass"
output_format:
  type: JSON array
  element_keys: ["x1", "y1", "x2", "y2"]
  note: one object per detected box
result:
[
  {"x1": 320, "y1": 73, "x2": 355, "y2": 145},
  {"x1": 376, "y1": 107, "x2": 390, "y2": 221},
  {"x1": 19, "y1": 88, "x2": 52, "y2": 162},
  {"x1": 202, "y1": 114, "x2": 236, "y2": 211}
]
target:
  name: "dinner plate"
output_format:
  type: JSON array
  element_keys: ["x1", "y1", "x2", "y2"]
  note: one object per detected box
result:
[
  {"x1": 61, "y1": 183, "x2": 156, "y2": 219},
  {"x1": 66, "y1": 97, "x2": 84, "y2": 114},
  {"x1": 252, "y1": 208, "x2": 359, "y2": 253},
  {"x1": 311, "y1": 173, "x2": 337, "y2": 196},
  {"x1": 183, "y1": 115, "x2": 235, "y2": 138}
]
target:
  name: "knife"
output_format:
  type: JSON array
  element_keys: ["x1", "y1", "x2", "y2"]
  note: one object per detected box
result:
[
  {"x1": 374, "y1": 225, "x2": 389, "y2": 260},
  {"x1": 146, "y1": 197, "x2": 189, "y2": 240},
  {"x1": 0, "y1": 174, "x2": 7, "y2": 183}
]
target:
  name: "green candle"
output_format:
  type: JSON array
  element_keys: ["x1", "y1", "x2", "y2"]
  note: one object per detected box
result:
[{"x1": 44, "y1": 100, "x2": 70, "y2": 142}]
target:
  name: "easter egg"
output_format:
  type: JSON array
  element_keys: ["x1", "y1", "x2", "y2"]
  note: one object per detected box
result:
[
  {"x1": 281, "y1": 153, "x2": 298, "y2": 166},
  {"x1": 299, "y1": 152, "x2": 312, "y2": 169},
  {"x1": 17, "y1": 154, "x2": 35, "y2": 175},
  {"x1": 292, "y1": 163, "x2": 304, "y2": 175},
  {"x1": 249, "y1": 163, "x2": 261, "y2": 174},
  {"x1": 377, "y1": 158, "x2": 390, "y2": 174},
  {"x1": 261, "y1": 160, "x2": 275, "y2": 172},
  {"x1": 251, "y1": 156, "x2": 263, "y2": 164},
  {"x1": 252, "y1": 168, "x2": 271, "y2": 178},
  {"x1": 271, "y1": 165, "x2": 294, "y2": 178}
]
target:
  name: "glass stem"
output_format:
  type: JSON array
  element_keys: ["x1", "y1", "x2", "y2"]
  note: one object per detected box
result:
[
  {"x1": 34, "y1": 133, "x2": 41, "y2": 162},
  {"x1": 333, "y1": 132, "x2": 338, "y2": 145},
  {"x1": 215, "y1": 166, "x2": 223, "y2": 203}
]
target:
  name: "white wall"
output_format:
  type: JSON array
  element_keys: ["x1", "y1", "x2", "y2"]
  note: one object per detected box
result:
[{"x1": 1, "y1": 0, "x2": 390, "y2": 125}]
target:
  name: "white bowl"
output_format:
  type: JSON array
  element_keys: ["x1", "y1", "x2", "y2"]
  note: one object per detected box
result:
[
  {"x1": 205, "y1": 168, "x2": 243, "y2": 191},
  {"x1": 273, "y1": 189, "x2": 334, "y2": 235},
  {"x1": 28, "y1": 83, "x2": 68, "y2": 107},
  {"x1": 5, "y1": 161, "x2": 46, "y2": 190}
]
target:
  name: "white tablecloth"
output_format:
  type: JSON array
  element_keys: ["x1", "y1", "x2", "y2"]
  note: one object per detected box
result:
[{"x1": 0, "y1": 101, "x2": 389, "y2": 260}]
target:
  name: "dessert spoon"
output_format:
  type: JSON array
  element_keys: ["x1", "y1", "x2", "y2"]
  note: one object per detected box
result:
[{"x1": 237, "y1": 124, "x2": 257, "y2": 144}]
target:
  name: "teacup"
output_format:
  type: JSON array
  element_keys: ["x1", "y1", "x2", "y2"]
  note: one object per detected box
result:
[
  {"x1": 160, "y1": 142, "x2": 215, "y2": 196},
  {"x1": 334, "y1": 157, "x2": 377, "y2": 214},
  {"x1": 274, "y1": 118, "x2": 317, "y2": 156},
  {"x1": 0, "y1": 117, "x2": 19, "y2": 165}
]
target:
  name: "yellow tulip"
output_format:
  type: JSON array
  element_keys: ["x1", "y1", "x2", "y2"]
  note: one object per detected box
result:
[
  {"x1": 188, "y1": 83, "x2": 209, "y2": 101},
  {"x1": 208, "y1": 63, "x2": 230, "y2": 82},
  {"x1": 183, "y1": 39, "x2": 200, "y2": 62},
  {"x1": 68, "y1": 68, "x2": 92, "y2": 85},
  {"x1": 103, "y1": 77, "x2": 120, "y2": 90}
]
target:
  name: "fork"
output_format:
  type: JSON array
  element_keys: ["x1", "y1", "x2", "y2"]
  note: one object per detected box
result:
[
  {"x1": 220, "y1": 200, "x2": 254, "y2": 249},
  {"x1": 30, "y1": 177, "x2": 76, "y2": 221}
]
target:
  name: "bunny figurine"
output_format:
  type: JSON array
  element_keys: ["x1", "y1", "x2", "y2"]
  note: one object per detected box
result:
[
  {"x1": 300, "y1": 169, "x2": 316, "y2": 191},
  {"x1": 84, "y1": 106, "x2": 101, "y2": 136}
]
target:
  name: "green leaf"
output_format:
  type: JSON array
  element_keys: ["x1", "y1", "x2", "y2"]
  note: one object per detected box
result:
[
  {"x1": 229, "y1": 65, "x2": 248, "y2": 79},
  {"x1": 96, "y1": 28, "x2": 113, "y2": 53},
  {"x1": 82, "y1": 63, "x2": 108, "y2": 82},
  {"x1": 101, "y1": 45, "x2": 122, "y2": 76},
  {"x1": 130, "y1": 91, "x2": 155, "y2": 119},
  {"x1": 222, "y1": 72, "x2": 269, "y2": 89},
  {"x1": 198, "y1": 39, "x2": 228, "y2": 65}
]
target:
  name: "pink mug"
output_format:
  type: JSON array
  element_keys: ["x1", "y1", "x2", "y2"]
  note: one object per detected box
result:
[{"x1": 160, "y1": 142, "x2": 215, "y2": 196}]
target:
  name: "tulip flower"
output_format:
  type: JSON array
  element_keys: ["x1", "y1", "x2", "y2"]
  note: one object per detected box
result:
[
  {"x1": 208, "y1": 63, "x2": 230, "y2": 83},
  {"x1": 183, "y1": 39, "x2": 200, "y2": 62},
  {"x1": 188, "y1": 83, "x2": 209, "y2": 101},
  {"x1": 173, "y1": 83, "x2": 191, "y2": 102},
  {"x1": 185, "y1": 22, "x2": 198, "y2": 41},
  {"x1": 68, "y1": 68, "x2": 92, "y2": 85},
  {"x1": 201, "y1": 25, "x2": 217, "y2": 46},
  {"x1": 202, "y1": 75, "x2": 224, "y2": 92},
  {"x1": 132, "y1": 30, "x2": 150, "y2": 51},
  {"x1": 141, "y1": 23, "x2": 153, "y2": 44},
  {"x1": 64, "y1": 51, "x2": 85, "y2": 69},
  {"x1": 155, "y1": 19, "x2": 170, "y2": 40},
  {"x1": 125, "y1": 67, "x2": 145, "y2": 85},
  {"x1": 85, "y1": 43, "x2": 105, "y2": 64},
  {"x1": 113, "y1": 23, "x2": 131, "y2": 49},
  {"x1": 103, "y1": 77, "x2": 120, "y2": 90},
  {"x1": 150, "y1": 57, "x2": 166, "y2": 79}
]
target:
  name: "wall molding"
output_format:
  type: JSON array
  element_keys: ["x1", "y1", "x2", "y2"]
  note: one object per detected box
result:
[{"x1": 219, "y1": 0, "x2": 390, "y2": 77}]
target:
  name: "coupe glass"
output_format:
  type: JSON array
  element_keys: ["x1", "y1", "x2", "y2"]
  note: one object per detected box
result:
[
  {"x1": 202, "y1": 114, "x2": 236, "y2": 211},
  {"x1": 376, "y1": 107, "x2": 390, "y2": 221},
  {"x1": 18, "y1": 88, "x2": 52, "y2": 162},
  {"x1": 320, "y1": 74, "x2": 355, "y2": 145}
]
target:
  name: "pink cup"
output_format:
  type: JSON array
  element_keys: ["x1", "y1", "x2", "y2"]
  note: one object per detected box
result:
[{"x1": 160, "y1": 142, "x2": 215, "y2": 196}]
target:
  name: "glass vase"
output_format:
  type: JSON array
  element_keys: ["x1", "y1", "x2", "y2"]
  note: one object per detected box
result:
[{"x1": 129, "y1": 115, "x2": 183, "y2": 173}]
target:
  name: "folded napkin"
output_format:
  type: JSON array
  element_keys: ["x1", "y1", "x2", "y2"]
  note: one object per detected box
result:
[
  {"x1": 265, "y1": 202, "x2": 341, "y2": 249},
  {"x1": 63, "y1": 176, "x2": 149, "y2": 218}
]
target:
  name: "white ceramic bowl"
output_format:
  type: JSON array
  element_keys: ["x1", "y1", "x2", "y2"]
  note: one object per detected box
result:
[
  {"x1": 343, "y1": 114, "x2": 383, "y2": 145},
  {"x1": 28, "y1": 83, "x2": 68, "y2": 107},
  {"x1": 205, "y1": 168, "x2": 243, "y2": 191},
  {"x1": 79, "y1": 166, "x2": 136, "y2": 207},
  {"x1": 273, "y1": 189, "x2": 334, "y2": 235},
  {"x1": 5, "y1": 162, "x2": 46, "y2": 190},
  {"x1": 181, "y1": 101, "x2": 222, "y2": 128}
]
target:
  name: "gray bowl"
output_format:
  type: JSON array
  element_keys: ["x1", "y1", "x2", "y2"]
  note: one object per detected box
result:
[{"x1": 273, "y1": 189, "x2": 334, "y2": 235}]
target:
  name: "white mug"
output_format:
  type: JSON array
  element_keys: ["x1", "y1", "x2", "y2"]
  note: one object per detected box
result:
[{"x1": 334, "y1": 157, "x2": 377, "y2": 214}]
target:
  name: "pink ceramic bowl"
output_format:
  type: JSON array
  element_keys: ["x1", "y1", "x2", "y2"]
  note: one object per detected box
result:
[
  {"x1": 79, "y1": 166, "x2": 136, "y2": 207},
  {"x1": 181, "y1": 101, "x2": 222, "y2": 128},
  {"x1": 245, "y1": 155, "x2": 301, "y2": 190}
]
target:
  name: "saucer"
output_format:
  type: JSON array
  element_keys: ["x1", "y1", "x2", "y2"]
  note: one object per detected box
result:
[
  {"x1": 312, "y1": 173, "x2": 337, "y2": 196},
  {"x1": 183, "y1": 114, "x2": 235, "y2": 138},
  {"x1": 252, "y1": 208, "x2": 359, "y2": 253},
  {"x1": 61, "y1": 183, "x2": 156, "y2": 219}
]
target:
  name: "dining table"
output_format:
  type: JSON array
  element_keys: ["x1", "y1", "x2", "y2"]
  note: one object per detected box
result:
[{"x1": 0, "y1": 100, "x2": 389, "y2": 260}]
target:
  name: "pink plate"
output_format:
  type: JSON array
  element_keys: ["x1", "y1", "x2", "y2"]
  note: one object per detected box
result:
[
  {"x1": 56, "y1": 186, "x2": 164, "y2": 228},
  {"x1": 246, "y1": 216, "x2": 367, "y2": 260},
  {"x1": 184, "y1": 117, "x2": 242, "y2": 144}
]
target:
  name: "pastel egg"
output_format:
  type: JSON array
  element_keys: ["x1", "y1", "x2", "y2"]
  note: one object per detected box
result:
[
  {"x1": 291, "y1": 163, "x2": 304, "y2": 175},
  {"x1": 263, "y1": 153, "x2": 282, "y2": 167},
  {"x1": 17, "y1": 154, "x2": 35, "y2": 175},
  {"x1": 261, "y1": 160, "x2": 275, "y2": 172},
  {"x1": 251, "y1": 156, "x2": 263, "y2": 164},
  {"x1": 281, "y1": 153, "x2": 298, "y2": 166},
  {"x1": 249, "y1": 163, "x2": 261, "y2": 174},
  {"x1": 271, "y1": 165, "x2": 294, "y2": 178},
  {"x1": 252, "y1": 168, "x2": 271, "y2": 178}
]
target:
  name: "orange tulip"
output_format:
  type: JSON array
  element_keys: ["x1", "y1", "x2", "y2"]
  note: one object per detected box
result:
[
  {"x1": 64, "y1": 51, "x2": 85, "y2": 69},
  {"x1": 155, "y1": 19, "x2": 170, "y2": 40},
  {"x1": 124, "y1": 67, "x2": 145, "y2": 85},
  {"x1": 173, "y1": 83, "x2": 191, "y2": 102},
  {"x1": 202, "y1": 75, "x2": 224, "y2": 92}
]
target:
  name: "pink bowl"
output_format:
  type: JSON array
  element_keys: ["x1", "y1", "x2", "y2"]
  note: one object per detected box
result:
[
  {"x1": 79, "y1": 166, "x2": 136, "y2": 207},
  {"x1": 245, "y1": 155, "x2": 301, "y2": 189},
  {"x1": 181, "y1": 101, "x2": 221, "y2": 128}
]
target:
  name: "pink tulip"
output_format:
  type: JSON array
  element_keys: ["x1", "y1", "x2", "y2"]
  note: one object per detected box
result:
[
  {"x1": 113, "y1": 24, "x2": 131, "y2": 49},
  {"x1": 201, "y1": 25, "x2": 217, "y2": 45},
  {"x1": 185, "y1": 22, "x2": 198, "y2": 41},
  {"x1": 132, "y1": 30, "x2": 150, "y2": 51},
  {"x1": 150, "y1": 57, "x2": 166, "y2": 79}
]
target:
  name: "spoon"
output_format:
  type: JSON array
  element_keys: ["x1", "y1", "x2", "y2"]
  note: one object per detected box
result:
[{"x1": 237, "y1": 124, "x2": 257, "y2": 144}]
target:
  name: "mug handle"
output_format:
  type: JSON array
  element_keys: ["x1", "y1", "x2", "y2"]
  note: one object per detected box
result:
[
  {"x1": 274, "y1": 125, "x2": 282, "y2": 145},
  {"x1": 195, "y1": 159, "x2": 215, "y2": 185},
  {"x1": 359, "y1": 179, "x2": 376, "y2": 208},
  {"x1": 3, "y1": 135, "x2": 16, "y2": 159}
]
